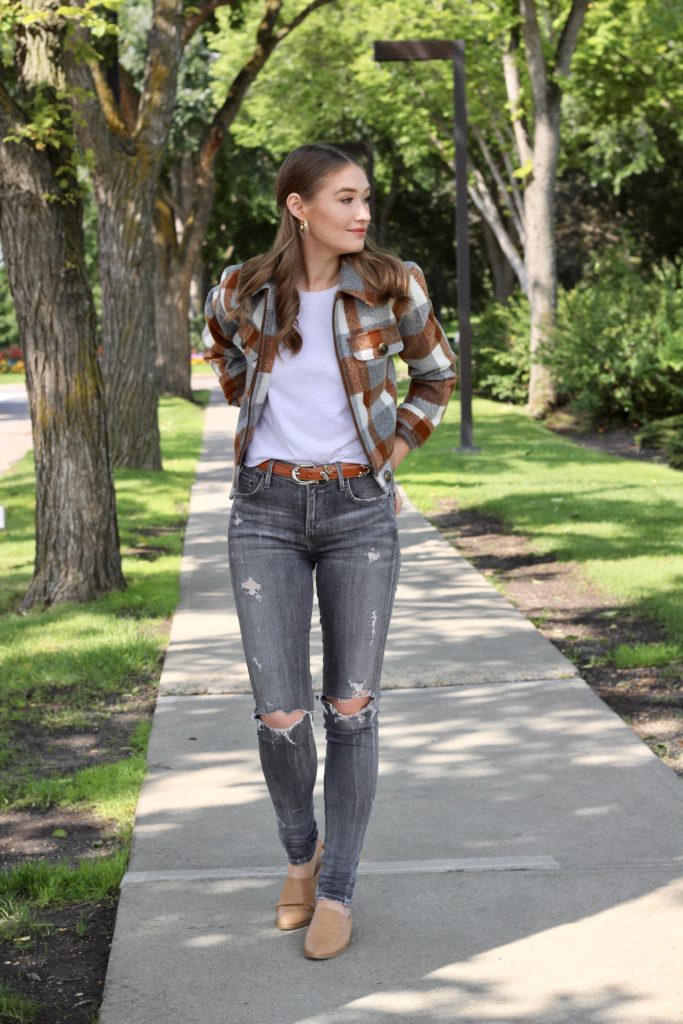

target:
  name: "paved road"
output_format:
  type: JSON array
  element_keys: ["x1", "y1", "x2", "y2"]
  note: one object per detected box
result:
[
  {"x1": 0, "y1": 383, "x2": 31, "y2": 475},
  {"x1": 0, "y1": 374, "x2": 217, "y2": 477},
  {"x1": 97, "y1": 390, "x2": 683, "y2": 1024}
]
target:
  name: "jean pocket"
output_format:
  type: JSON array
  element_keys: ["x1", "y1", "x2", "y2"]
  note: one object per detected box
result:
[
  {"x1": 344, "y1": 473, "x2": 391, "y2": 505},
  {"x1": 233, "y1": 465, "x2": 266, "y2": 498}
]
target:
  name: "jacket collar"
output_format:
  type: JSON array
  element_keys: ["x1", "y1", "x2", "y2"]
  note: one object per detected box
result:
[
  {"x1": 254, "y1": 255, "x2": 381, "y2": 307},
  {"x1": 337, "y1": 257, "x2": 382, "y2": 305}
]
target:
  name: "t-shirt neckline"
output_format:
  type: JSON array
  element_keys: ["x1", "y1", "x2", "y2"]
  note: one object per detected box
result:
[{"x1": 298, "y1": 282, "x2": 340, "y2": 295}]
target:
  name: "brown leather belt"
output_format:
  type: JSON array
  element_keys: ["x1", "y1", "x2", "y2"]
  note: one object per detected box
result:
[{"x1": 255, "y1": 459, "x2": 371, "y2": 484}]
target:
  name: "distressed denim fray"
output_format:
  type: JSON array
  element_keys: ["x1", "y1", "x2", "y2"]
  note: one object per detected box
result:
[{"x1": 228, "y1": 460, "x2": 401, "y2": 905}]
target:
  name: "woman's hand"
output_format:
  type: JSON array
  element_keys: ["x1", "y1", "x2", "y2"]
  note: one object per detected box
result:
[{"x1": 391, "y1": 436, "x2": 410, "y2": 516}]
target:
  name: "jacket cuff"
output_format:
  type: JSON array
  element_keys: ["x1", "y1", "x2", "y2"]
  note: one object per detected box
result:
[{"x1": 395, "y1": 420, "x2": 423, "y2": 451}]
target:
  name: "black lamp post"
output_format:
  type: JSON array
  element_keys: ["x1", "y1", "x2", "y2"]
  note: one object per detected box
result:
[{"x1": 374, "y1": 39, "x2": 477, "y2": 451}]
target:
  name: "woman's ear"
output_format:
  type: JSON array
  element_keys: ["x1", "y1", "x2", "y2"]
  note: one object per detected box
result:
[{"x1": 286, "y1": 193, "x2": 305, "y2": 219}]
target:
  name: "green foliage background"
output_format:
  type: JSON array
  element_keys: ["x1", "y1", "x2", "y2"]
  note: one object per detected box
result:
[{"x1": 2, "y1": 0, "x2": 682, "y2": 430}]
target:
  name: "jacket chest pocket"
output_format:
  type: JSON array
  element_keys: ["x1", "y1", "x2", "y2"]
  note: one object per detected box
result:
[{"x1": 348, "y1": 324, "x2": 403, "y2": 362}]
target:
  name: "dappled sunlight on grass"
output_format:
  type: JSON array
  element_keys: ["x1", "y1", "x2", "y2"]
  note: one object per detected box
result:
[
  {"x1": 0, "y1": 394, "x2": 208, "y2": 805},
  {"x1": 9, "y1": 748, "x2": 150, "y2": 826},
  {"x1": 0, "y1": 849, "x2": 128, "y2": 907},
  {"x1": 398, "y1": 389, "x2": 683, "y2": 638}
]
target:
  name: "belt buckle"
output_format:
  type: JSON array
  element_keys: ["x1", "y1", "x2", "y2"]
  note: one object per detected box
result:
[{"x1": 291, "y1": 462, "x2": 316, "y2": 485}]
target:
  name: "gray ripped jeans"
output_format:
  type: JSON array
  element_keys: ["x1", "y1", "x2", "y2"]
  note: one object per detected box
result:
[{"x1": 227, "y1": 459, "x2": 401, "y2": 906}]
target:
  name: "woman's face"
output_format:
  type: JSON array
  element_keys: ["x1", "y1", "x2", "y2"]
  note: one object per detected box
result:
[{"x1": 289, "y1": 164, "x2": 372, "y2": 255}]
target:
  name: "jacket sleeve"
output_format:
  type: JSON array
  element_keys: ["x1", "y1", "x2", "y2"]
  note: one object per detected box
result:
[
  {"x1": 393, "y1": 261, "x2": 458, "y2": 450},
  {"x1": 202, "y1": 264, "x2": 247, "y2": 406}
]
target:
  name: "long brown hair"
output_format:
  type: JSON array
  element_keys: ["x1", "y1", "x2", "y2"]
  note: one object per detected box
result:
[{"x1": 234, "y1": 143, "x2": 411, "y2": 353}]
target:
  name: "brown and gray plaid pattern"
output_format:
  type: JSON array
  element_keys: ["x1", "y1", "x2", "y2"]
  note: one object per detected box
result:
[{"x1": 203, "y1": 256, "x2": 457, "y2": 496}]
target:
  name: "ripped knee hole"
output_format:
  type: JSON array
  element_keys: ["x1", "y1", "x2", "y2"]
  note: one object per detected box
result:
[
  {"x1": 258, "y1": 709, "x2": 309, "y2": 730},
  {"x1": 322, "y1": 694, "x2": 375, "y2": 717}
]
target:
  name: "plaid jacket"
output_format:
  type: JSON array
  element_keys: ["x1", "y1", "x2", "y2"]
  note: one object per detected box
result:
[{"x1": 202, "y1": 256, "x2": 457, "y2": 496}]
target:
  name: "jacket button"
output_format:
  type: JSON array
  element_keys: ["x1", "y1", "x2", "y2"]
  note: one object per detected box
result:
[
  {"x1": 384, "y1": 469, "x2": 392, "y2": 481},
  {"x1": 378, "y1": 342, "x2": 389, "y2": 354}
]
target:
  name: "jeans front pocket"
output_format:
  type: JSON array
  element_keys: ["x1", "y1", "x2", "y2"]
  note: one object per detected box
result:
[
  {"x1": 233, "y1": 464, "x2": 267, "y2": 499},
  {"x1": 344, "y1": 473, "x2": 392, "y2": 505}
]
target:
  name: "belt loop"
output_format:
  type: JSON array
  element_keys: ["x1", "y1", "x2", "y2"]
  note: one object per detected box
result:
[
  {"x1": 264, "y1": 459, "x2": 275, "y2": 487},
  {"x1": 334, "y1": 460, "x2": 345, "y2": 490}
]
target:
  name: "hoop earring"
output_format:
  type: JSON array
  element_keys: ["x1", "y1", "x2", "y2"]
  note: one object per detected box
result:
[{"x1": 299, "y1": 218, "x2": 309, "y2": 238}]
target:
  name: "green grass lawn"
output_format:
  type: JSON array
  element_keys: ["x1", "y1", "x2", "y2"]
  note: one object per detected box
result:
[
  {"x1": 398, "y1": 387, "x2": 683, "y2": 647},
  {"x1": 0, "y1": 393, "x2": 209, "y2": 923}
]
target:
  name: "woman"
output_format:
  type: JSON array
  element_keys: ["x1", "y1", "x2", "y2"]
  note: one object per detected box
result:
[{"x1": 203, "y1": 142, "x2": 457, "y2": 960}]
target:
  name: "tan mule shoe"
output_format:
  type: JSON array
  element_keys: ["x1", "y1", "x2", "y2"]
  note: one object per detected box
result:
[
  {"x1": 275, "y1": 837, "x2": 324, "y2": 931},
  {"x1": 303, "y1": 904, "x2": 352, "y2": 960}
]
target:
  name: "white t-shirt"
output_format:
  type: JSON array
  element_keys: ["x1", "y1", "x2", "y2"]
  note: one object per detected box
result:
[{"x1": 244, "y1": 283, "x2": 367, "y2": 466}]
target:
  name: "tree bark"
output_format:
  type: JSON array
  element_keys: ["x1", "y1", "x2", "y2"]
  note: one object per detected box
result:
[
  {"x1": 468, "y1": 168, "x2": 527, "y2": 294},
  {"x1": 190, "y1": 259, "x2": 207, "y2": 320},
  {"x1": 95, "y1": 163, "x2": 165, "y2": 465},
  {"x1": 158, "y1": 169, "x2": 217, "y2": 397},
  {"x1": 154, "y1": 153, "x2": 213, "y2": 399},
  {"x1": 154, "y1": 203, "x2": 193, "y2": 401},
  {"x1": 509, "y1": 0, "x2": 589, "y2": 416},
  {"x1": 524, "y1": 105, "x2": 561, "y2": 414},
  {"x1": 481, "y1": 219, "x2": 517, "y2": 303},
  {"x1": 427, "y1": 118, "x2": 527, "y2": 298},
  {"x1": 0, "y1": 72, "x2": 124, "y2": 608},
  {"x1": 64, "y1": 0, "x2": 186, "y2": 468}
]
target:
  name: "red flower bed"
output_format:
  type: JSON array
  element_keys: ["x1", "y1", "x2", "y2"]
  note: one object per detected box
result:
[{"x1": 0, "y1": 344, "x2": 25, "y2": 373}]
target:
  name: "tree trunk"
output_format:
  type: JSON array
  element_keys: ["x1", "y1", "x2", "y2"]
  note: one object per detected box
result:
[
  {"x1": 96, "y1": 168, "x2": 164, "y2": 466},
  {"x1": 155, "y1": 238, "x2": 193, "y2": 400},
  {"x1": 514, "y1": 0, "x2": 590, "y2": 416},
  {"x1": 481, "y1": 206, "x2": 520, "y2": 302},
  {"x1": 155, "y1": 160, "x2": 216, "y2": 398},
  {"x1": 189, "y1": 258, "x2": 206, "y2": 320},
  {"x1": 0, "y1": 90, "x2": 125, "y2": 609},
  {"x1": 65, "y1": 0, "x2": 185, "y2": 468},
  {"x1": 524, "y1": 108, "x2": 560, "y2": 415},
  {"x1": 154, "y1": 153, "x2": 203, "y2": 400}
]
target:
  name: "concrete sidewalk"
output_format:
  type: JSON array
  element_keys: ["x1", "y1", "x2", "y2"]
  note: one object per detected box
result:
[{"x1": 100, "y1": 388, "x2": 683, "y2": 1024}]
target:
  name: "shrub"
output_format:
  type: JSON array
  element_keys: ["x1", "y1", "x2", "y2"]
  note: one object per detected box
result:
[
  {"x1": 542, "y1": 249, "x2": 683, "y2": 425},
  {"x1": 636, "y1": 414, "x2": 683, "y2": 469},
  {"x1": 471, "y1": 292, "x2": 530, "y2": 405}
]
